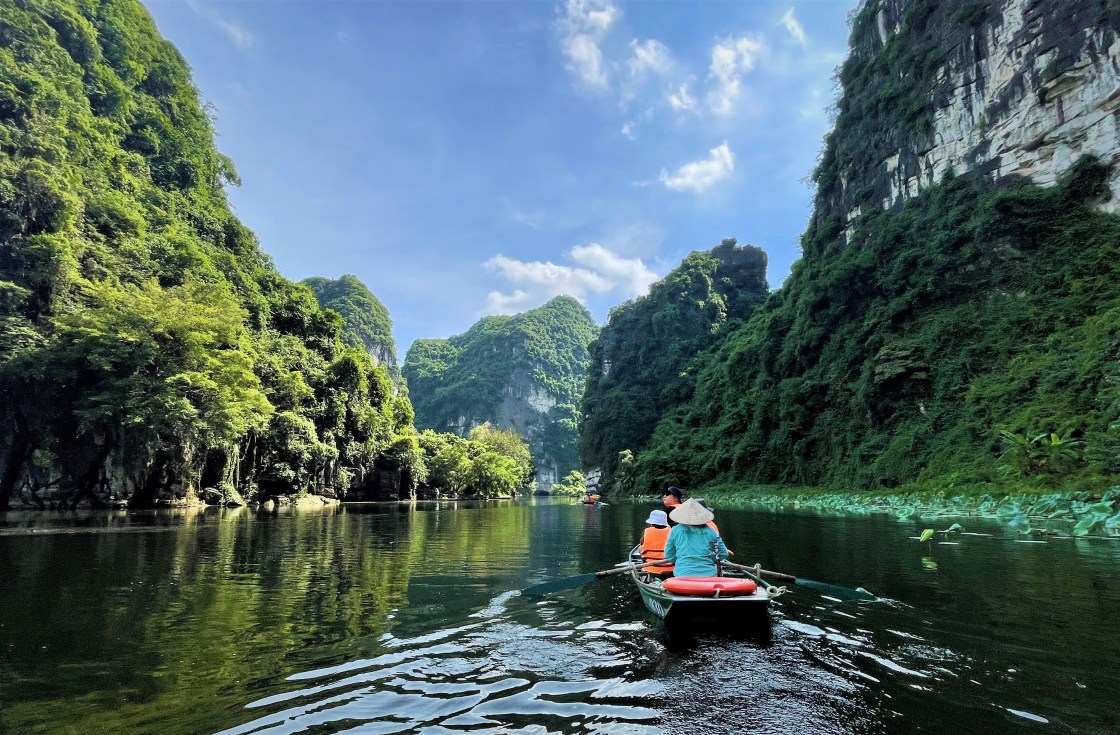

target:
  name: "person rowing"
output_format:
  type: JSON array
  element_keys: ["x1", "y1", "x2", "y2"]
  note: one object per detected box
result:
[{"x1": 661, "y1": 498, "x2": 728, "y2": 578}]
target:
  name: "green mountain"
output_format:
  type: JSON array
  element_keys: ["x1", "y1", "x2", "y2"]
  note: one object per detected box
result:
[
  {"x1": 579, "y1": 239, "x2": 768, "y2": 486},
  {"x1": 304, "y1": 275, "x2": 399, "y2": 382},
  {"x1": 0, "y1": 0, "x2": 420, "y2": 508},
  {"x1": 615, "y1": 0, "x2": 1120, "y2": 495},
  {"x1": 403, "y1": 296, "x2": 599, "y2": 489}
]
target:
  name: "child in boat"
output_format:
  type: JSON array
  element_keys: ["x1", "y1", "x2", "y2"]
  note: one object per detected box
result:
[
  {"x1": 640, "y1": 510, "x2": 674, "y2": 578},
  {"x1": 662, "y1": 499, "x2": 729, "y2": 577}
]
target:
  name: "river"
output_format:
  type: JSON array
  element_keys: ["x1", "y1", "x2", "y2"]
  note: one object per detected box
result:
[{"x1": 1, "y1": 499, "x2": 1117, "y2": 734}]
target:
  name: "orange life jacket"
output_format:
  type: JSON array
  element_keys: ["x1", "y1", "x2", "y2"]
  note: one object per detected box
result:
[
  {"x1": 641, "y1": 526, "x2": 674, "y2": 573},
  {"x1": 706, "y1": 520, "x2": 720, "y2": 535}
]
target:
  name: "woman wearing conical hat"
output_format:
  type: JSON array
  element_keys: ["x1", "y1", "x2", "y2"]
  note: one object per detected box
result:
[{"x1": 662, "y1": 498, "x2": 729, "y2": 578}]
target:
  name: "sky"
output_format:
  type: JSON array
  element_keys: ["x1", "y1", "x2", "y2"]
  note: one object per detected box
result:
[{"x1": 144, "y1": 0, "x2": 859, "y2": 353}]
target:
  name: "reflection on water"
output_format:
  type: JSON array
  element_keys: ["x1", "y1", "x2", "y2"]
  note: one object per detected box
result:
[{"x1": 1, "y1": 500, "x2": 1118, "y2": 734}]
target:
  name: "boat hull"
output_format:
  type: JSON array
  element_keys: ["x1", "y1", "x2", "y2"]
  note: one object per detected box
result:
[{"x1": 628, "y1": 547, "x2": 771, "y2": 625}]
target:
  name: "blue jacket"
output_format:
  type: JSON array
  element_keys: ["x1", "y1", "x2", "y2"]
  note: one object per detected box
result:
[{"x1": 663, "y1": 524, "x2": 728, "y2": 577}]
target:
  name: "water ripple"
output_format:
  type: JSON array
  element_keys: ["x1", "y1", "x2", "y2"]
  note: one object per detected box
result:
[{"x1": 219, "y1": 593, "x2": 660, "y2": 735}]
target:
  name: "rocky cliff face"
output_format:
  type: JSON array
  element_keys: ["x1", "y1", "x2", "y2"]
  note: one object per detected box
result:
[
  {"x1": 578, "y1": 240, "x2": 769, "y2": 486},
  {"x1": 403, "y1": 296, "x2": 599, "y2": 491},
  {"x1": 819, "y1": 0, "x2": 1120, "y2": 244},
  {"x1": 624, "y1": 0, "x2": 1120, "y2": 494}
]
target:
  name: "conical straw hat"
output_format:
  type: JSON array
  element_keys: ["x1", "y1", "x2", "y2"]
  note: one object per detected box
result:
[{"x1": 668, "y1": 498, "x2": 714, "y2": 526}]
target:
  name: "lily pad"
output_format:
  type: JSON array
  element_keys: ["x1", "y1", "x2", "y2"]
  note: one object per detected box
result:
[{"x1": 1072, "y1": 513, "x2": 1108, "y2": 537}]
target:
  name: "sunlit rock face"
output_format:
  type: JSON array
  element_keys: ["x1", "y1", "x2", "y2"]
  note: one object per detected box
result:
[
  {"x1": 831, "y1": 0, "x2": 1120, "y2": 242},
  {"x1": 403, "y1": 297, "x2": 599, "y2": 493}
]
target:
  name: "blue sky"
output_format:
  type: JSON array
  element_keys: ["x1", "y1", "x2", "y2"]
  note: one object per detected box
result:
[{"x1": 144, "y1": 0, "x2": 858, "y2": 353}]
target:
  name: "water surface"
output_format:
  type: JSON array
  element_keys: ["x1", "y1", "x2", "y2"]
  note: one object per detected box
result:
[{"x1": 1, "y1": 499, "x2": 1117, "y2": 733}]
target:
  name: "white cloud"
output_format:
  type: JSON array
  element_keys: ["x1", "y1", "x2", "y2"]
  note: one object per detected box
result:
[
  {"x1": 557, "y1": 0, "x2": 619, "y2": 90},
  {"x1": 187, "y1": 0, "x2": 255, "y2": 50},
  {"x1": 485, "y1": 289, "x2": 535, "y2": 315},
  {"x1": 780, "y1": 8, "x2": 808, "y2": 47},
  {"x1": 668, "y1": 82, "x2": 696, "y2": 111},
  {"x1": 571, "y1": 243, "x2": 658, "y2": 296},
  {"x1": 565, "y1": 0, "x2": 619, "y2": 33},
  {"x1": 563, "y1": 34, "x2": 609, "y2": 89},
  {"x1": 483, "y1": 244, "x2": 657, "y2": 315},
  {"x1": 706, "y1": 35, "x2": 765, "y2": 115},
  {"x1": 627, "y1": 39, "x2": 671, "y2": 78},
  {"x1": 621, "y1": 121, "x2": 635, "y2": 140},
  {"x1": 658, "y1": 142, "x2": 735, "y2": 193}
]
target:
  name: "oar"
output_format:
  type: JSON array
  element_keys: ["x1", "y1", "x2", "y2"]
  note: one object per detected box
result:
[
  {"x1": 523, "y1": 560, "x2": 664, "y2": 596},
  {"x1": 724, "y1": 561, "x2": 877, "y2": 601}
]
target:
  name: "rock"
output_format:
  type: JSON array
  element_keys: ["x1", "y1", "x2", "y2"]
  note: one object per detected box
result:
[{"x1": 840, "y1": 0, "x2": 1120, "y2": 239}]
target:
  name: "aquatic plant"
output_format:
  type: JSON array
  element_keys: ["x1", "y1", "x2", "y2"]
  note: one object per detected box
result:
[{"x1": 695, "y1": 485, "x2": 1120, "y2": 538}]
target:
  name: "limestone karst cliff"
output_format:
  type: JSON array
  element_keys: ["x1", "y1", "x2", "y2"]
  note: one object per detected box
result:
[
  {"x1": 817, "y1": 0, "x2": 1120, "y2": 247},
  {"x1": 578, "y1": 240, "x2": 769, "y2": 487},
  {"x1": 617, "y1": 0, "x2": 1120, "y2": 494},
  {"x1": 403, "y1": 296, "x2": 598, "y2": 491}
]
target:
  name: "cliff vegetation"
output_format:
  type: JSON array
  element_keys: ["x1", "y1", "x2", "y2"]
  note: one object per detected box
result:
[
  {"x1": 578, "y1": 239, "x2": 769, "y2": 486},
  {"x1": 612, "y1": 0, "x2": 1120, "y2": 498},
  {"x1": 404, "y1": 296, "x2": 598, "y2": 488},
  {"x1": 304, "y1": 274, "x2": 399, "y2": 382},
  {"x1": 0, "y1": 0, "x2": 526, "y2": 507}
]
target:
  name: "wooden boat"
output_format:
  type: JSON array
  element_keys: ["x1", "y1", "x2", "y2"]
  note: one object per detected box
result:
[{"x1": 627, "y1": 546, "x2": 775, "y2": 624}]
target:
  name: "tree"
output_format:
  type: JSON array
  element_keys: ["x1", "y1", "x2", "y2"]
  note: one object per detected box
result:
[{"x1": 468, "y1": 422, "x2": 533, "y2": 485}]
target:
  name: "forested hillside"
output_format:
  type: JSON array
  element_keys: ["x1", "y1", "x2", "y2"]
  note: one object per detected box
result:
[
  {"x1": 403, "y1": 296, "x2": 598, "y2": 490},
  {"x1": 0, "y1": 0, "x2": 421, "y2": 507},
  {"x1": 304, "y1": 274, "x2": 400, "y2": 383},
  {"x1": 579, "y1": 239, "x2": 768, "y2": 487},
  {"x1": 619, "y1": 0, "x2": 1120, "y2": 495}
]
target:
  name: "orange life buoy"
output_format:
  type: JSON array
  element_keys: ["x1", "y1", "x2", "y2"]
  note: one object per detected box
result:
[{"x1": 662, "y1": 576, "x2": 757, "y2": 597}]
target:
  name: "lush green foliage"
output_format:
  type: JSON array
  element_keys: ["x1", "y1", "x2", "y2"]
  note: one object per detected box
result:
[
  {"x1": 632, "y1": 160, "x2": 1120, "y2": 496},
  {"x1": 0, "y1": 0, "x2": 421, "y2": 506},
  {"x1": 303, "y1": 274, "x2": 399, "y2": 381},
  {"x1": 468, "y1": 421, "x2": 533, "y2": 486},
  {"x1": 404, "y1": 296, "x2": 598, "y2": 479},
  {"x1": 608, "y1": 0, "x2": 1120, "y2": 499},
  {"x1": 579, "y1": 239, "x2": 768, "y2": 486},
  {"x1": 698, "y1": 484, "x2": 1120, "y2": 538},
  {"x1": 550, "y1": 470, "x2": 586, "y2": 496},
  {"x1": 416, "y1": 427, "x2": 531, "y2": 498}
]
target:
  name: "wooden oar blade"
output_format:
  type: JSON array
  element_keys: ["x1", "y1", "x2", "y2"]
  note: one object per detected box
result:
[
  {"x1": 522, "y1": 573, "x2": 599, "y2": 596},
  {"x1": 794, "y1": 578, "x2": 877, "y2": 601}
]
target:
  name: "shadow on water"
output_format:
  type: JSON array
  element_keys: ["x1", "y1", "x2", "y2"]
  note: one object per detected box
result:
[
  {"x1": 658, "y1": 617, "x2": 775, "y2": 652},
  {"x1": 1, "y1": 498, "x2": 1118, "y2": 734}
]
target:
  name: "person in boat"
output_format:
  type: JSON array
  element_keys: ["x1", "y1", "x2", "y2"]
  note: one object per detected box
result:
[
  {"x1": 661, "y1": 485, "x2": 683, "y2": 524},
  {"x1": 639, "y1": 509, "x2": 674, "y2": 578},
  {"x1": 695, "y1": 498, "x2": 734, "y2": 557},
  {"x1": 695, "y1": 498, "x2": 719, "y2": 534},
  {"x1": 662, "y1": 498, "x2": 729, "y2": 578}
]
